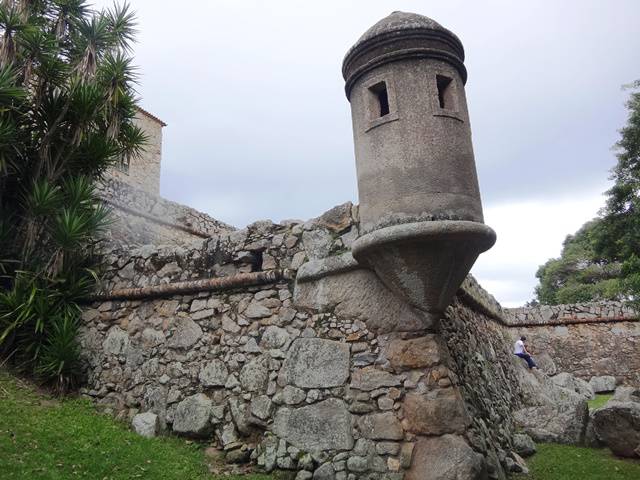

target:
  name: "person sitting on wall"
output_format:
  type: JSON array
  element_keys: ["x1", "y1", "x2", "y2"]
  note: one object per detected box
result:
[{"x1": 514, "y1": 336, "x2": 538, "y2": 369}]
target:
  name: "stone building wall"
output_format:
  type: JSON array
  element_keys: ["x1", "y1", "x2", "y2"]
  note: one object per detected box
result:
[
  {"x1": 97, "y1": 177, "x2": 234, "y2": 247},
  {"x1": 99, "y1": 108, "x2": 235, "y2": 247},
  {"x1": 504, "y1": 303, "x2": 639, "y2": 385},
  {"x1": 80, "y1": 203, "x2": 525, "y2": 478},
  {"x1": 106, "y1": 108, "x2": 164, "y2": 196}
]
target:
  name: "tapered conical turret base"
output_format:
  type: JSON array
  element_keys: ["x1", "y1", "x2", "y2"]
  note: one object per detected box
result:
[{"x1": 352, "y1": 221, "x2": 496, "y2": 321}]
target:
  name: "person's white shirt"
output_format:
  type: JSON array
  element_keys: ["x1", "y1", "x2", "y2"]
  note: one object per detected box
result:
[{"x1": 514, "y1": 339, "x2": 525, "y2": 355}]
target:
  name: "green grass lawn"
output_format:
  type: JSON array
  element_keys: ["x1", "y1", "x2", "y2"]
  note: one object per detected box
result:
[
  {"x1": 3, "y1": 369, "x2": 640, "y2": 480},
  {"x1": 588, "y1": 393, "x2": 614, "y2": 410},
  {"x1": 0, "y1": 369, "x2": 274, "y2": 480},
  {"x1": 518, "y1": 443, "x2": 640, "y2": 480}
]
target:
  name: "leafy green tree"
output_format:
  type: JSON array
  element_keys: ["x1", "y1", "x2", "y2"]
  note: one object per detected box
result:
[
  {"x1": 0, "y1": 0, "x2": 144, "y2": 392},
  {"x1": 535, "y1": 220, "x2": 623, "y2": 305},
  {"x1": 535, "y1": 82, "x2": 640, "y2": 307},
  {"x1": 595, "y1": 81, "x2": 640, "y2": 307}
]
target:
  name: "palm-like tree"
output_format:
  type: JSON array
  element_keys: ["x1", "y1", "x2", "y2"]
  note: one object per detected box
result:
[{"x1": 0, "y1": 0, "x2": 145, "y2": 392}]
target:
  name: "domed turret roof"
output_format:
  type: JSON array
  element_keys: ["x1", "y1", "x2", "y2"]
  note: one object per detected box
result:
[
  {"x1": 342, "y1": 12, "x2": 466, "y2": 97},
  {"x1": 353, "y1": 11, "x2": 457, "y2": 48}
]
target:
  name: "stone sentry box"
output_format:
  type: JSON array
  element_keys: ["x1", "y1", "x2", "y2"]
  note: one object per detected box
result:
[{"x1": 343, "y1": 11, "x2": 496, "y2": 321}]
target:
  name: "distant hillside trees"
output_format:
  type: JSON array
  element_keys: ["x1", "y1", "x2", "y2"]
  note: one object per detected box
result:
[
  {"x1": 535, "y1": 219, "x2": 622, "y2": 304},
  {"x1": 0, "y1": 0, "x2": 144, "y2": 392},
  {"x1": 535, "y1": 81, "x2": 640, "y2": 307}
]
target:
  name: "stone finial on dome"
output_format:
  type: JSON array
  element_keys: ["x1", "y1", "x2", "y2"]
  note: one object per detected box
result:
[{"x1": 342, "y1": 11, "x2": 466, "y2": 98}]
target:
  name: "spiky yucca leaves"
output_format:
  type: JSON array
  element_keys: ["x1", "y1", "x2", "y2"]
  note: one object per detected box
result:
[
  {"x1": 1, "y1": 176, "x2": 109, "y2": 392},
  {"x1": 0, "y1": 0, "x2": 144, "y2": 392}
]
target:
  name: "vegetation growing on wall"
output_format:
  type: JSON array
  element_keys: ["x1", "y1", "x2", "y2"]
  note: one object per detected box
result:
[
  {"x1": 535, "y1": 81, "x2": 640, "y2": 307},
  {"x1": 0, "y1": 0, "x2": 144, "y2": 392}
]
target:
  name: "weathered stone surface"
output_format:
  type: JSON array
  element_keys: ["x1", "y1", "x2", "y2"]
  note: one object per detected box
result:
[
  {"x1": 346, "y1": 456, "x2": 368, "y2": 472},
  {"x1": 535, "y1": 352, "x2": 557, "y2": 376},
  {"x1": 357, "y1": 412, "x2": 404, "y2": 440},
  {"x1": 296, "y1": 253, "x2": 359, "y2": 282},
  {"x1": 294, "y1": 269, "x2": 429, "y2": 333},
  {"x1": 131, "y1": 412, "x2": 159, "y2": 438},
  {"x1": 141, "y1": 328, "x2": 165, "y2": 348},
  {"x1": 350, "y1": 367, "x2": 402, "y2": 391},
  {"x1": 403, "y1": 389, "x2": 470, "y2": 435},
  {"x1": 313, "y1": 462, "x2": 335, "y2": 480},
  {"x1": 387, "y1": 335, "x2": 442, "y2": 370},
  {"x1": 592, "y1": 401, "x2": 640, "y2": 458},
  {"x1": 315, "y1": 202, "x2": 353, "y2": 233},
  {"x1": 513, "y1": 365, "x2": 588, "y2": 444},
  {"x1": 551, "y1": 372, "x2": 595, "y2": 400},
  {"x1": 284, "y1": 339, "x2": 349, "y2": 388},
  {"x1": 222, "y1": 314, "x2": 241, "y2": 333},
  {"x1": 199, "y1": 359, "x2": 229, "y2": 387},
  {"x1": 512, "y1": 433, "x2": 536, "y2": 457},
  {"x1": 507, "y1": 452, "x2": 529, "y2": 475},
  {"x1": 228, "y1": 396, "x2": 251, "y2": 435},
  {"x1": 169, "y1": 318, "x2": 202, "y2": 349},
  {"x1": 302, "y1": 229, "x2": 333, "y2": 259},
  {"x1": 590, "y1": 375, "x2": 617, "y2": 393},
  {"x1": 103, "y1": 327, "x2": 129, "y2": 355},
  {"x1": 260, "y1": 326, "x2": 290, "y2": 349},
  {"x1": 277, "y1": 385, "x2": 306, "y2": 405},
  {"x1": 142, "y1": 385, "x2": 168, "y2": 423},
  {"x1": 172, "y1": 393, "x2": 214, "y2": 437},
  {"x1": 244, "y1": 302, "x2": 272, "y2": 319},
  {"x1": 239, "y1": 356, "x2": 269, "y2": 392},
  {"x1": 250, "y1": 395, "x2": 273, "y2": 420},
  {"x1": 612, "y1": 387, "x2": 640, "y2": 403},
  {"x1": 273, "y1": 399, "x2": 353, "y2": 451},
  {"x1": 405, "y1": 434, "x2": 486, "y2": 480}
]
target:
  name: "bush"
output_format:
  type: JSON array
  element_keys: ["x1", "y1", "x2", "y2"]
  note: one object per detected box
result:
[{"x1": 0, "y1": 1, "x2": 144, "y2": 392}]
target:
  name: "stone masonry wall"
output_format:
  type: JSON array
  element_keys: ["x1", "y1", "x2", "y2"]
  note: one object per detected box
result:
[
  {"x1": 441, "y1": 299, "x2": 524, "y2": 478},
  {"x1": 97, "y1": 177, "x2": 234, "y2": 247},
  {"x1": 506, "y1": 302, "x2": 636, "y2": 326},
  {"x1": 106, "y1": 109, "x2": 163, "y2": 196},
  {"x1": 80, "y1": 203, "x2": 524, "y2": 478},
  {"x1": 504, "y1": 303, "x2": 639, "y2": 385}
]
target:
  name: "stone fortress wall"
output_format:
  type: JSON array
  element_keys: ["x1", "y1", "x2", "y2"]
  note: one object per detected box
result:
[
  {"x1": 97, "y1": 177, "x2": 234, "y2": 247},
  {"x1": 82, "y1": 197, "x2": 635, "y2": 476},
  {"x1": 81, "y1": 203, "x2": 528, "y2": 478},
  {"x1": 84, "y1": 10, "x2": 639, "y2": 478},
  {"x1": 504, "y1": 303, "x2": 639, "y2": 385}
]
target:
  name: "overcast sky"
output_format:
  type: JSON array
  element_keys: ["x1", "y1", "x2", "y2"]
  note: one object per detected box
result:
[{"x1": 94, "y1": 0, "x2": 640, "y2": 307}]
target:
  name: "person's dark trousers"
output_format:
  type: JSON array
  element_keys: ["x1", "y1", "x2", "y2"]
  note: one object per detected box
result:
[{"x1": 515, "y1": 353, "x2": 537, "y2": 369}]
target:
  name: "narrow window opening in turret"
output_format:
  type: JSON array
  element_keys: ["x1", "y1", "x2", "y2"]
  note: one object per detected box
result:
[
  {"x1": 436, "y1": 75, "x2": 454, "y2": 109},
  {"x1": 369, "y1": 82, "x2": 390, "y2": 117}
]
